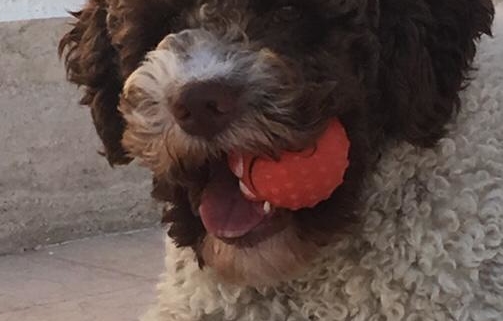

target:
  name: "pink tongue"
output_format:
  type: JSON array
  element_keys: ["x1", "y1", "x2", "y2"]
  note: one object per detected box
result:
[{"x1": 199, "y1": 163, "x2": 266, "y2": 238}]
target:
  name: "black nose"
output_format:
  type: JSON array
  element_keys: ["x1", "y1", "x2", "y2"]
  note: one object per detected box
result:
[{"x1": 173, "y1": 81, "x2": 241, "y2": 138}]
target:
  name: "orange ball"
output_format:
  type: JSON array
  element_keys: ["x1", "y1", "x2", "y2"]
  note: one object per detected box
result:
[{"x1": 229, "y1": 118, "x2": 350, "y2": 210}]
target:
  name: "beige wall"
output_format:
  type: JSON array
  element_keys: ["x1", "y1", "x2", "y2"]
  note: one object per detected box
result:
[
  {"x1": 0, "y1": 0, "x2": 84, "y2": 22},
  {"x1": 0, "y1": 18, "x2": 159, "y2": 254}
]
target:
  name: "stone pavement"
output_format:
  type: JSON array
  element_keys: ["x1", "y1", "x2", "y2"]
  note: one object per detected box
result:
[{"x1": 0, "y1": 228, "x2": 165, "y2": 321}]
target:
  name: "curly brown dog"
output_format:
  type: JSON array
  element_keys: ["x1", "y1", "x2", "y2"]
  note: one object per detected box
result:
[{"x1": 59, "y1": 0, "x2": 494, "y2": 287}]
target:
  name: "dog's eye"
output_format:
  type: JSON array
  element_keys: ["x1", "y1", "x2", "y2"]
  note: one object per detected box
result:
[{"x1": 273, "y1": 5, "x2": 302, "y2": 22}]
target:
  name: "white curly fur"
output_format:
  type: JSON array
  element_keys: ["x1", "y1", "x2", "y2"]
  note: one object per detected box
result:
[{"x1": 142, "y1": 5, "x2": 503, "y2": 321}]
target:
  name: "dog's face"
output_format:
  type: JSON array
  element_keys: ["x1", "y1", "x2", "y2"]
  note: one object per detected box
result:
[
  {"x1": 121, "y1": 0, "x2": 377, "y2": 169},
  {"x1": 120, "y1": 0, "x2": 377, "y2": 285},
  {"x1": 60, "y1": 0, "x2": 493, "y2": 286}
]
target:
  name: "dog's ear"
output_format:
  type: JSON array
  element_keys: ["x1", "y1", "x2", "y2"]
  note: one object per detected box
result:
[
  {"x1": 59, "y1": 0, "x2": 131, "y2": 165},
  {"x1": 377, "y1": 0, "x2": 494, "y2": 147},
  {"x1": 59, "y1": 0, "x2": 188, "y2": 165}
]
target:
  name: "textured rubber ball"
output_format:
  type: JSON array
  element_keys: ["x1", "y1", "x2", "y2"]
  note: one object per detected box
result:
[{"x1": 229, "y1": 118, "x2": 350, "y2": 210}]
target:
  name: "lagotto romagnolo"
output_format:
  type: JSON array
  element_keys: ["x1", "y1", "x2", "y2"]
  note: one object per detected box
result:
[{"x1": 60, "y1": 1, "x2": 502, "y2": 320}]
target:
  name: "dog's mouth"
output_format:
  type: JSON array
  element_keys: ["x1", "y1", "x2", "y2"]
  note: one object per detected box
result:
[{"x1": 198, "y1": 160, "x2": 288, "y2": 242}]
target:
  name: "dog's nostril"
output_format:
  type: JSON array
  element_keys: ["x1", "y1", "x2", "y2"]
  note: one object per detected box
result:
[
  {"x1": 206, "y1": 100, "x2": 221, "y2": 114},
  {"x1": 173, "y1": 104, "x2": 191, "y2": 121},
  {"x1": 173, "y1": 81, "x2": 241, "y2": 138}
]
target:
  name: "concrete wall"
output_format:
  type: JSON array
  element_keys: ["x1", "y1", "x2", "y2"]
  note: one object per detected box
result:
[
  {"x1": 0, "y1": 0, "x2": 84, "y2": 22},
  {"x1": 0, "y1": 18, "x2": 160, "y2": 255}
]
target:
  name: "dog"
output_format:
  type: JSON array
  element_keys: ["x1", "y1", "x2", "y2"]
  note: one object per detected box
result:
[{"x1": 59, "y1": 0, "x2": 497, "y2": 319}]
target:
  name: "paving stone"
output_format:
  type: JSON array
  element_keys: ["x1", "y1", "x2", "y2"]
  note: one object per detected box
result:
[{"x1": 0, "y1": 229, "x2": 164, "y2": 321}]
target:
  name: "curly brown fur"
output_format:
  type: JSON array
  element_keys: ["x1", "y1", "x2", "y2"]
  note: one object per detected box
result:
[
  {"x1": 58, "y1": 0, "x2": 127, "y2": 164},
  {"x1": 60, "y1": 0, "x2": 494, "y2": 286},
  {"x1": 378, "y1": 0, "x2": 494, "y2": 146}
]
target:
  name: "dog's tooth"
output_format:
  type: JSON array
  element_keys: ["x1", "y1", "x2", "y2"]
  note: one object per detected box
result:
[
  {"x1": 233, "y1": 155, "x2": 244, "y2": 178},
  {"x1": 263, "y1": 201, "x2": 272, "y2": 215},
  {"x1": 239, "y1": 181, "x2": 256, "y2": 199}
]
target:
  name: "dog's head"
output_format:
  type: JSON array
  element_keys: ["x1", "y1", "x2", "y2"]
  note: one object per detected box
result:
[{"x1": 60, "y1": 0, "x2": 494, "y2": 285}]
